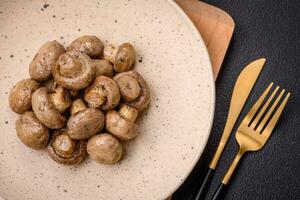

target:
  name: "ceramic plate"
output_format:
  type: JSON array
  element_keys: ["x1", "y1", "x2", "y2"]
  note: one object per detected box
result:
[{"x1": 0, "y1": 0, "x2": 215, "y2": 199}]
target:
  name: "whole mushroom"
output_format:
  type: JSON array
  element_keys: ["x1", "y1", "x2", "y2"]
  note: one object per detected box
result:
[
  {"x1": 67, "y1": 108, "x2": 105, "y2": 140},
  {"x1": 103, "y1": 43, "x2": 136, "y2": 72},
  {"x1": 52, "y1": 50, "x2": 95, "y2": 90},
  {"x1": 113, "y1": 70, "x2": 150, "y2": 111},
  {"x1": 87, "y1": 133, "x2": 123, "y2": 164},
  {"x1": 47, "y1": 129, "x2": 87, "y2": 165},
  {"x1": 16, "y1": 111, "x2": 49, "y2": 150},
  {"x1": 67, "y1": 35, "x2": 104, "y2": 57},
  {"x1": 9, "y1": 79, "x2": 40, "y2": 114},
  {"x1": 31, "y1": 87, "x2": 67, "y2": 129},
  {"x1": 84, "y1": 76, "x2": 120, "y2": 111},
  {"x1": 29, "y1": 40, "x2": 65, "y2": 81},
  {"x1": 93, "y1": 59, "x2": 114, "y2": 77},
  {"x1": 106, "y1": 104, "x2": 139, "y2": 141}
]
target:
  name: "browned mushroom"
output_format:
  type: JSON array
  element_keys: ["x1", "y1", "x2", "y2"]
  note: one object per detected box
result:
[
  {"x1": 106, "y1": 104, "x2": 139, "y2": 141},
  {"x1": 16, "y1": 111, "x2": 49, "y2": 150},
  {"x1": 9, "y1": 79, "x2": 40, "y2": 114},
  {"x1": 52, "y1": 50, "x2": 95, "y2": 90},
  {"x1": 103, "y1": 43, "x2": 136, "y2": 72},
  {"x1": 67, "y1": 108, "x2": 105, "y2": 140},
  {"x1": 31, "y1": 87, "x2": 66, "y2": 129},
  {"x1": 47, "y1": 129, "x2": 87, "y2": 165},
  {"x1": 93, "y1": 59, "x2": 114, "y2": 77},
  {"x1": 67, "y1": 36, "x2": 104, "y2": 57},
  {"x1": 113, "y1": 70, "x2": 150, "y2": 111},
  {"x1": 84, "y1": 76, "x2": 120, "y2": 111},
  {"x1": 29, "y1": 40, "x2": 65, "y2": 81},
  {"x1": 87, "y1": 133, "x2": 123, "y2": 164},
  {"x1": 69, "y1": 98, "x2": 87, "y2": 115}
]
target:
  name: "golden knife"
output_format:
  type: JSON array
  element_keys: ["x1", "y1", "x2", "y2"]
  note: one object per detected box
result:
[{"x1": 194, "y1": 58, "x2": 266, "y2": 200}]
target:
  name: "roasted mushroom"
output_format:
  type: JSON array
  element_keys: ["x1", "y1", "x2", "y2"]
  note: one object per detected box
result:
[
  {"x1": 16, "y1": 111, "x2": 49, "y2": 150},
  {"x1": 67, "y1": 108, "x2": 105, "y2": 140},
  {"x1": 106, "y1": 104, "x2": 139, "y2": 141},
  {"x1": 49, "y1": 86, "x2": 71, "y2": 113},
  {"x1": 67, "y1": 35, "x2": 104, "y2": 57},
  {"x1": 29, "y1": 40, "x2": 65, "y2": 81},
  {"x1": 9, "y1": 79, "x2": 40, "y2": 114},
  {"x1": 113, "y1": 70, "x2": 150, "y2": 111},
  {"x1": 52, "y1": 50, "x2": 95, "y2": 90},
  {"x1": 31, "y1": 87, "x2": 66, "y2": 129},
  {"x1": 93, "y1": 59, "x2": 114, "y2": 77},
  {"x1": 87, "y1": 133, "x2": 123, "y2": 164},
  {"x1": 70, "y1": 98, "x2": 87, "y2": 115},
  {"x1": 84, "y1": 76, "x2": 120, "y2": 111},
  {"x1": 103, "y1": 43, "x2": 136, "y2": 72},
  {"x1": 47, "y1": 129, "x2": 87, "y2": 165}
]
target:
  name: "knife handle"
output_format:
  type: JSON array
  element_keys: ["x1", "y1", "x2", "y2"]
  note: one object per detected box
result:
[
  {"x1": 194, "y1": 168, "x2": 215, "y2": 200},
  {"x1": 211, "y1": 183, "x2": 227, "y2": 200}
]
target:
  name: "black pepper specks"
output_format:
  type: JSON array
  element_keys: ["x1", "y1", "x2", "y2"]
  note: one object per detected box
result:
[
  {"x1": 52, "y1": 15, "x2": 56, "y2": 18},
  {"x1": 43, "y1": 3, "x2": 50, "y2": 9},
  {"x1": 63, "y1": 189, "x2": 67, "y2": 193},
  {"x1": 10, "y1": 54, "x2": 14, "y2": 58},
  {"x1": 5, "y1": 121, "x2": 8, "y2": 124},
  {"x1": 114, "y1": 20, "x2": 118, "y2": 23},
  {"x1": 77, "y1": 28, "x2": 81, "y2": 32},
  {"x1": 138, "y1": 56, "x2": 143, "y2": 63}
]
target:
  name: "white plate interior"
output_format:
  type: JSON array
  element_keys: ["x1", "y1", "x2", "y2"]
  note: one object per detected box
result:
[{"x1": 0, "y1": 0, "x2": 215, "y2": 199}]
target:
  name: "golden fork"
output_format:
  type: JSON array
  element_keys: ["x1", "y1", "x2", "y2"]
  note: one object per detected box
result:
[{"x1": 211, "y1": 83, "x2": 291, "y2": 200}]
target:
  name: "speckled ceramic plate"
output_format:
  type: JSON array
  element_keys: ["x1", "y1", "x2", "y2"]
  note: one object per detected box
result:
[{"x1": 0, "y1": 0, "x2": 215, "y2": 199}]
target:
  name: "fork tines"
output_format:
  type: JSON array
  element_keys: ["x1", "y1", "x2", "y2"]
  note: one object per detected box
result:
[{"x1": 244, "y1": 82, "x2": 291, "y2": 135}]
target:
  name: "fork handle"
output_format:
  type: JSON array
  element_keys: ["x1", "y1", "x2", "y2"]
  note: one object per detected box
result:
[
  {"x1": 211, "y1": 149, "x2": 245, "y2": 200},
  {"x1": 194, "y1": 168, "x2": 215, "y2": 200},
  {"x1": 211, "y1": 183, "x2": 226, "y2": 200}
]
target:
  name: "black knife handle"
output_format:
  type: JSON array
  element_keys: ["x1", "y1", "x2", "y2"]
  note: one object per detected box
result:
[
  {"x1": 194, "y1": 168, "x2": 215, "y2": 200},
  {"x1": 211, "y1": 183, "x2": 227, "y2": 200}
]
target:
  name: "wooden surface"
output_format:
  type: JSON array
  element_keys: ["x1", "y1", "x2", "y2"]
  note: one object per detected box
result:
[
  {"x1": 167, "y1": 1, "x2": 235, "y2": 199},
  {"x1": 175, "y1": 0, "x2": 235, "y2": 79}
]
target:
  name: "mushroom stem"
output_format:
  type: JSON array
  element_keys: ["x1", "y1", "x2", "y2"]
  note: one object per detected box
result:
[
  {"x1": 70, "y1": 99, "x2": 87, "y2": 115},
  {"x1": 119, "y1": 104, "x2": 138, "y2": 122},
  {"x1": 50, "y1": 86, "x2": 71, "y2": 113}
]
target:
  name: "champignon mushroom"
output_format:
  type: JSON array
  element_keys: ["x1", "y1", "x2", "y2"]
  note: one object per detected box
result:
[
  {"x1": 103, "y1": 43, "x2": 136, "y2": 72},
  {"x1": 9, "y1": 79, "x2": 40, "y2": 114},
  {"x1": 106, "y1": 104, "x2": 139, "y2": 141},
  {"x1": 47, "y1": 129, "x2": 87, "y2": 165},
  {"x1": 113, "y1": 70, "x2": 150, "y2": 111},
  {"x1": 31, "y1": 87, "x2": 66, "y2": 129},
  {"x1": 16, "y1": 111, "x2": 49, "y2": 150},
  {"x1": 84, "y1": 76, "x2": 120, "y2": 111},
  {"x1": 87, "y1": 133, "x2": 123, "y2": 164},
  {"x1": 29, "y1": 40, "x2": 65, "y2": 81},
  {"x1": 52, "y1": 50, "x2": 95, "y2": 90},
  {"x1": 93, "y1": 59, "x2": 114, "y2": 77},
  {"x1": 67, "y1": 35, "x2": 104, "y2": 57},
  {"x1": 70, "y1": 98, "x2": 87, "y2": 115},
  {"x1": 67, "y1": 108, "x2": 105, "y2": 140},
  {"x1": 49, "y1": 86, "x2": 71, "y2": 113}
]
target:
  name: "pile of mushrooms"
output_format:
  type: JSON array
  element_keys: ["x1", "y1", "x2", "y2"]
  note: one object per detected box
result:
[{"x1": 9, "y1": 36, "x2": 150, "y2": 165}]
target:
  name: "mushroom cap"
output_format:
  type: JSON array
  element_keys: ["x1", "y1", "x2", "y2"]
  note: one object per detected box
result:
[
  {"x1": 114, "y1": 43, "x2": 136, "y2": 73},
  {"x1": 84, "y1": 76, "x2": 120, "y2": 111},
  {"x1": 87, "y1": 133, "x2": 123, "y2": 164},
  {"x1": 49, "y1": 86, "x2": 71, "y2": 113},
  {"x1": 9, "y1": 79, "x2": 40, "y2": 114},
  {"x1": 31, "y1": 87, "x2": 67, "y2": 129},
  {"x1": 106, "y1": 110, "x2": 138, "y2": 141},
  {"x1": 103, "y1": 44, "x2": 118, "y2": 64},
  {"x1": 52, "y1": 50, "x2": 95, "y2": 90},
  {"x1": 114, "y1": 74, "x2": 141, "y2": 102},
  {"x1": 114, "y1": 70, "x2": 150, "y2": 111},
  {"x1": 16, "y1": 111, "x2": 49, "y2": 150},
  {"x1": 47, "y1": 129, "x2": 87, "y2": 165},
  {"x1": 67, "y1": 108, "x2": 105, "y2": 140},
  {"x1": 67, "y1": 35, "x2": 104, "y2": 57},
  {"x1": 93, "y1": 59, "x2": 114, "y2": 77},
  {"x1": 29, "y1": 40, "x2": 65, "y2": 81}
]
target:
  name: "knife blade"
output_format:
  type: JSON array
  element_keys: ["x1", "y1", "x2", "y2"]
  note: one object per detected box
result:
[{"x1": 194, "y1": 58, "x2": 266, "y2": 200}]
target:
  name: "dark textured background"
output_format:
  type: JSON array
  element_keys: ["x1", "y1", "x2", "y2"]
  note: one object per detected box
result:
[{"x1": 173, "y1": 0, "x2": 300, "y2": 199}]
